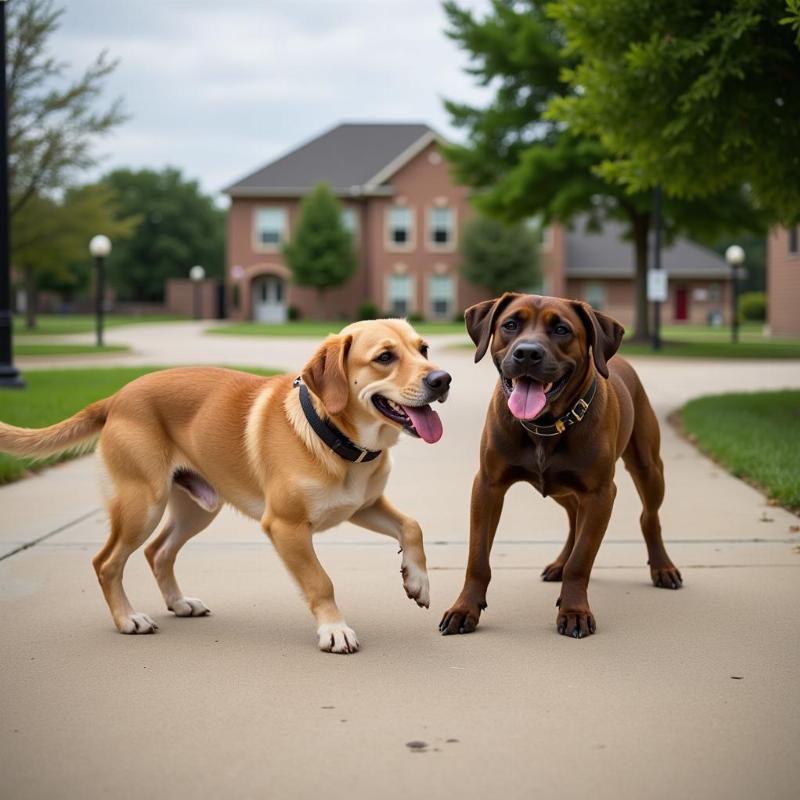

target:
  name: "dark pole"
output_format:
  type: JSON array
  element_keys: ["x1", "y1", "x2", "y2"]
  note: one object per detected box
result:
[
  {"x1": 95, "y1": 256, "x2": 105, "y2": 347},
  {"x1": 0, "y1": 1, "x2": 24, "y2": 388},
  {"x1": 731, "y1": 263, "x2": 739, "y2": 344},
  {"x1": 194, "y1": 280, "x2": 201, "y2": 319},
  {"x1": 651, "y1": 184, "x2": 663, "y2": 351}
]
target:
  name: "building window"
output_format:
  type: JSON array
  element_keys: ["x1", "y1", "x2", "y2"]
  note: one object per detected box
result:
[
  {"x1": 255, "y1": 207, "x2": 287, "y2": 248},
  {"x1": 708, "y1": 283, "x2": 721, "y2": 303},
  {"x1": 387, "y1": 206, "x2": 414, "y2": 248},
  {"x1": 429, "y1": 274, "x2": 454, "y2": 319},
  {"x1": 789, "y1": 227, "x2": 799, "y2": 256},
  {"x1": 387, "y1": 274, "x2": 413, "y2": 316},
  {"x1": 583, "y1": 282, "x2": 605, "y2": 310},
  {"x1": 428, "y1": 207, "x2": 454, "y2": 248},
  {"x1": 341, "y1": 207, "x2": 357, "y2": 236}
]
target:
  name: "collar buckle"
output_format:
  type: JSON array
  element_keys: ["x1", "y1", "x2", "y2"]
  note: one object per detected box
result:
[
  {"x1": 571, "y1": 398, "x2": 590, "y2": 422},
  {"x1": 354, "y1": 446, "x2": 369, "y2": 464}
]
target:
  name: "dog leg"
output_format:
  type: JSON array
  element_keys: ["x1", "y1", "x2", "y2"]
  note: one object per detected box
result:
[
  {"x1": 265, "y1": 517, "x2": 359, "y2": 654},
  {"x1": 541, "y1": 494, "x2": 578, "y2": 582},
  {"x1": 145, "y1": 483, "x2": 220, "y2": 617},
  {"x1": 93, "y1": 485, "x2": 168, "y2": 634},
  {"x1": 556, "y1": 483, "x2": 616, "y2": 638},
  {"x1": 349, "y1": 495, "x2": 429, "y2": 608},
  {"x1": 440, "y1": 472, "x2": 510, "y2": 635}
]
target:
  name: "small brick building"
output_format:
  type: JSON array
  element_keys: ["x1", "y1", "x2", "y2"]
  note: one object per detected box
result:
[{"x1": 767, "y1": 226, "x2": 800, "y2": 336}]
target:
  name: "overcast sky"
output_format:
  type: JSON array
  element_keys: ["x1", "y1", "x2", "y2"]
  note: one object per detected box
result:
[{"x1": 51, "y1": 0, "x2": 491, "y2": 202}]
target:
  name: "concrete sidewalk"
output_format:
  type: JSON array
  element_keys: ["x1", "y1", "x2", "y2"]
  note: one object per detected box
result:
[{"x1": 2, "y1": 326, "x2": 799, "y2": 799}]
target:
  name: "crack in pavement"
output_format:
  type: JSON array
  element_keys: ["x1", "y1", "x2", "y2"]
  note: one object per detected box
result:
[{"x1": 0, "y1": 508, "x2": 102, "y2": 562}]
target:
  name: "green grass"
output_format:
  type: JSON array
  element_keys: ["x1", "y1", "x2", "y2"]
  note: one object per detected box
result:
[
  {"x1": 0, "y1": 366, "x2": 280, "y2": 484},
  {"x1": 680, "y1": 391, "x2": 800, "y2": 510},
  {"x1": 14, "y1": 343, "x2": 130, "y2": 357},
  {"x1": 13, "y1": 314, "x2": 187, "y2": 336},
  {"x1": 619, "y1": 339, "x2": 800, "y2": 359},
  {"x1": 207, "y1": 320, "x2": 467, "y2": 337}
]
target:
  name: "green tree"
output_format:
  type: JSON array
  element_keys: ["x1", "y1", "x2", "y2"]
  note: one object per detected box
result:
[
  {"x1": 548, "y1": 0, "x2": 800, "y2": 223},
  {"x1": 12, "y1": 183, "x2": 137, "y2": 326},
  {"x1": 102, "y1": 168, "x2": 225, "y2": 302},
  {"x1": 461, "y1": 216, "x2": 539, "y2": 296},
  {"x1": 283, "y1": 182, "x2": 356, "y2": 317},
  {"x1": 442, "y1": 0, "x2": 760, "y2": 341},
  {"x1": 7, "y1": 0, "x2": 125, "y2": 217}
]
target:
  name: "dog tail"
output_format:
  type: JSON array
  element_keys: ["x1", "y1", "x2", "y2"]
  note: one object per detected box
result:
[{"x1": 0, "y1": 397, "x2": 111, "y2": 458}]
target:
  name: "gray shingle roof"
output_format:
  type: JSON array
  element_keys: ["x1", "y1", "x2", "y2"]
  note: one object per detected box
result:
[
  {"x1": 225, "y1": 122, "x2": 436, "y2": 196},
  {"x1": 565, "y1": 218, "x2": 730, "y2": 279}
]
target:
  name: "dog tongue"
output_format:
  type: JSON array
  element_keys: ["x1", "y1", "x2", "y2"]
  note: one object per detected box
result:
[
  {"x1": 401, "y1": 404, "x2": 443, "y2": 444},
  {"x1": 508, "y1": 376, "x2": 547, "y2": 420}
]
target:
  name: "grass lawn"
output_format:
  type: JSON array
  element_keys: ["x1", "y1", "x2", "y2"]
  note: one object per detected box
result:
[
  {"x1": 679, "y1": 390, "x2": 800, "y2": 510},
  {"x1": 619, "y1": 339, "x2": 800, "y2": 359},
  {"x1": 13, "y1": 314, "x2": 187, "y2": 336},
  {"x1": 14, "y1": 343, "x2": 130, "y2": 357},
  {"x1": 207, "y1": 320, "x2": 467, "y2": 337},
  {"x1": 0, "y1": 366, "x2": 279, "y2": 484}
]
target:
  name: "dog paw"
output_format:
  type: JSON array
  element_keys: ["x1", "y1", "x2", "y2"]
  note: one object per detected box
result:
[
  {"x1": 401, "y1": 563, "x2": 430, "y2": 608},
  {"x1": 317, "y1": 623, "x2": 359, "y2": 654},
  {"x1": 169, "y1": 597, "x2": 211, "y2": 617},
  {"x1": 118, "y1": 612, "x2": 158, "y2": 634},
  {"x1": 439, "y1": 597, "x2": 485, "y2": 635},
  {"x1": 556, "y1": 606, "x2": 596, "y2": 638},
  {"x1": 651, "y1": 565, "x2": 683, "y2": 590},
  {"x1": 541, "y1": 561, "x2": 564, "y2": 582}
]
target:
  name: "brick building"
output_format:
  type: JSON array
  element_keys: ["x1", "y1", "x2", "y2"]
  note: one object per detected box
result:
[{"x1": 767, "y1": 226, "x2": 800, "y2": 336}]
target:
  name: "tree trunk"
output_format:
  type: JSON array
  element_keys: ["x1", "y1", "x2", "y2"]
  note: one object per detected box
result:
[
  {"x1": 24, "y1": 265, "x2": 37, "y2": 330},
  {"x1": 630, "y1": 213, "x2": 650, "y2": 342}
]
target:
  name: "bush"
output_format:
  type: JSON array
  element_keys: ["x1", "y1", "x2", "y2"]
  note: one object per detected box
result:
[
  {"x1": 288, "y1": 305, "x2": 301, "y2": 321},
  {"x1": 356, "y1": 301, "x2": 379, "y2": 320},
  {"x1": 407, "y1": 312, "x2": 425, "y2": 323},
  {"x1": 738, "y1": 292, "x2": 766, "y2": 322},
  {"x1": 452, "y1": 309, "x2": 466, "y2": 323}
]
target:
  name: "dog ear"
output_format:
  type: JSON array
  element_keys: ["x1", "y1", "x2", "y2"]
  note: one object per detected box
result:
[
  {"x1": 465, "y1": 293, "x2": 521, "y2": 363},
  {"x1": 301, "y1": 333, "x2": 353, "y2": 416},
  {"x1": 571, "y1": 301, "x2": 625, "y2": 379}
]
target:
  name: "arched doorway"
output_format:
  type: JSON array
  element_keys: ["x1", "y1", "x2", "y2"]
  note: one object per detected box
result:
[{"x1": 251, "y1": 274, "x2": 287, "y2": 323}]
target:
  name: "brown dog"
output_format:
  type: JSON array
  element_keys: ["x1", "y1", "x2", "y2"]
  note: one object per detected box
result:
[
  {"x1": 440, "y1": 293, "x2": 682, "y2": 639},
  {"x1": 0, "y1": 320, "x2": 451, "y2": 653}
]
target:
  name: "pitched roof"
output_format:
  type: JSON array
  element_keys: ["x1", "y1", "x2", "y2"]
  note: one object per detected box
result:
[
  {"x1": 224, "y1": 122, "x2": 437, "y2": 197},
  {"x1": 564, "y1": 218, "x2": 730, "y2": 279}
]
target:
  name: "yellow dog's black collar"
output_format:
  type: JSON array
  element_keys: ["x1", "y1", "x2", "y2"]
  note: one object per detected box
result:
[
  {"x1": 519, "y1": 378, "x2": 598, "y2": 437},
  {"x1": 294, "y1": 378, "x2": 382, "y2": 463}
]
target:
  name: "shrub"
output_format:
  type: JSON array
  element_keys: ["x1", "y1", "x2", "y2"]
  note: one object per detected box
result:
[
  {"x1": 287, "y1": 305, "x2": 301, "y2": 321},
  {"x1": 407, "y1": 312, "x2": 425, "y2": 323},
  {"x1": 356, "y1": 301, "x2": 379, "y2": 320},
  {"x1": 738, "y1": 291, "x2": 766, "y2": 322}
]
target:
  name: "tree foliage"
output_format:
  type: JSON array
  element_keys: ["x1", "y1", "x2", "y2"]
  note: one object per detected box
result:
[
  {"x1": 283, "y1": 183, "x2": 357, "y2": 304},
  {"x1": 442, "y1": 0, "x2": 763, "y2": 340},
  {"x1": 548, "y1": 0, "x2": 800, "y2": 223},
  {"x1": 460, "y1": 216, "x2": 539, "y2": 296},
  {"x1": 102, "y1": 168, "x2": 225, "y2": 302},
  {"x1": 6, "y1": 0, "x2": 126, "y2": 218}
]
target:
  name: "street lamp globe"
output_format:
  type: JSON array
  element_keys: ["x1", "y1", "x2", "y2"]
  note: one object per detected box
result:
[
  {"x1": 725, "y1": 244, "x2": 745, "y2": 266},
  {"x1": 89, "y1": 235, "x2": 112, "y2": 258},
  {"x1": 189, "y1": 265, "x2": 206, "y2": 282}
]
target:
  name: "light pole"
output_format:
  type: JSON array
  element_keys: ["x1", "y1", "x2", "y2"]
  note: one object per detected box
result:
[
  {"x1": 725, "y1": 245, "x2": 745, "y2": 345},
  {"x1": 89, "y1": 235, "x2": 112, "y2": 348},
  {"x1": 189, "y1": 265, "x2": 205, "y2": 319},
  {"x1": 0, "y1": 1, "x2": 24, "y2": 388}
]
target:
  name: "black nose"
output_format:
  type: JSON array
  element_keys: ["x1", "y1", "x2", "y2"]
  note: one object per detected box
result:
[
  {"x1": 424, "y1": 370, "x2": 452, "y2": 393},
  {"x1": 512, "y1": 342, "x2": 546, "y2": 364}
]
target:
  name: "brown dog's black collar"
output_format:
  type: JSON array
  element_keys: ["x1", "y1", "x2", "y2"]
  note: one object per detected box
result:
[
  {"x1": 519, "y1": 378, "x2": 598, "y2": 437},
  {"x1": 294, "y1": 378, "x2": 382, "y2": 463}
]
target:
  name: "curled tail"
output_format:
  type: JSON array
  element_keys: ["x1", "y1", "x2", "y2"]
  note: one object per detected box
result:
[{"x1": 0, "y1": 398, "x2": 111, "y2": 458}]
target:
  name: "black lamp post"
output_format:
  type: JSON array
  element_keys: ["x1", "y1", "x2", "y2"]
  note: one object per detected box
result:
[
  {"x1": 725, "y1": 245, "x2": 744, "y2": 345},
  {"x1": 89, "y1": 235, "x2": 111, "y2": 347},
  {"x1": 190, "y1": 265, "x2": 205, "y2": 319},
  {"x1": 0, "y1": 1, "x2": 24, "y2": 388}
]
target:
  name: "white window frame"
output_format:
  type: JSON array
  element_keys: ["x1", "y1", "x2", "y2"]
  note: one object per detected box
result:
[
  {"x1": 253, "y1": 207, "x2": 288, "y2": 252},
  {"x1": 426, "y1": 206, "x2": 456, "y2": 252},
  {"x1": 385, "y1": 205, "x2": 416, "y2": 252},
  {"x1": 341, "y1": 207, "x2": 358, "y2": 237},
  {"x1": 583, "y1": 281, "x2": 606, "y2": 311},
  {"x1": 386, "y1": 273, "x2": 416, "y2": 316},
  {"x1": 427, "y1": 273, "x2": 455, "y2": 320}
]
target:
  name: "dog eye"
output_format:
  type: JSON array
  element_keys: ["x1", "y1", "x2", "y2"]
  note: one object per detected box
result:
[
  {"x1": 553, "y1": 324, "x2": 571, "y2": 336},
  {"x1": 374, "y1": 351, "x2": 395, "y2": 364},
  {"x1": 420, "y1": 344, "x2": 429, "y2": 358},
  {"x1": 502, "y1": 319, "x2": 518, "y2": 332}
]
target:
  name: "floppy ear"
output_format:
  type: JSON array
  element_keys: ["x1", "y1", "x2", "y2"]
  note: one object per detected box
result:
[
  {"x1": 571, "y1": 301, "x2": 625, "y2": 379},
  {"x1": 301, "y1": 333, "x2": 353, "y2": 416},
  {"x1": 465, "y1": 292, "x2": 521, "y2": 363}
]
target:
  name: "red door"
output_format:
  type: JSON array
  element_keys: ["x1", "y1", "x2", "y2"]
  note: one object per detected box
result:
[{"x1": 674, "y1": 287, "x2": 688, "y2": 321}]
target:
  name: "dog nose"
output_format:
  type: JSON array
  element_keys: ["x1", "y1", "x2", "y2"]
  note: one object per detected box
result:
[
  {"x1": 512, "y1": 342, "x2": 546, "y2": 364},
  {"x1": 424, "y1": 370, "x2": 452, "y2": 394}
]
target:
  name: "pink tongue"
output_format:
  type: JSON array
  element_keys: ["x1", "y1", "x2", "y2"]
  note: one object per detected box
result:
[
  {"x1": 401, "y1": 404, "x2": 443, "y2": 444},
  {"x1": 508, "y1": 377, "x2": 547, "y2": 420}
]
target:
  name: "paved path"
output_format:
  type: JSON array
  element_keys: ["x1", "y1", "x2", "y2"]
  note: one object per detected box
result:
[{"x1": 3, "y1": 322, "x2": 800, "y2": 800}]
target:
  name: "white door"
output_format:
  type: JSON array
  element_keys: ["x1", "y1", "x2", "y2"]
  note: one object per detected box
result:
[{"x1": 251, "y1": 276, "x2": 287, "y2": 323}]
